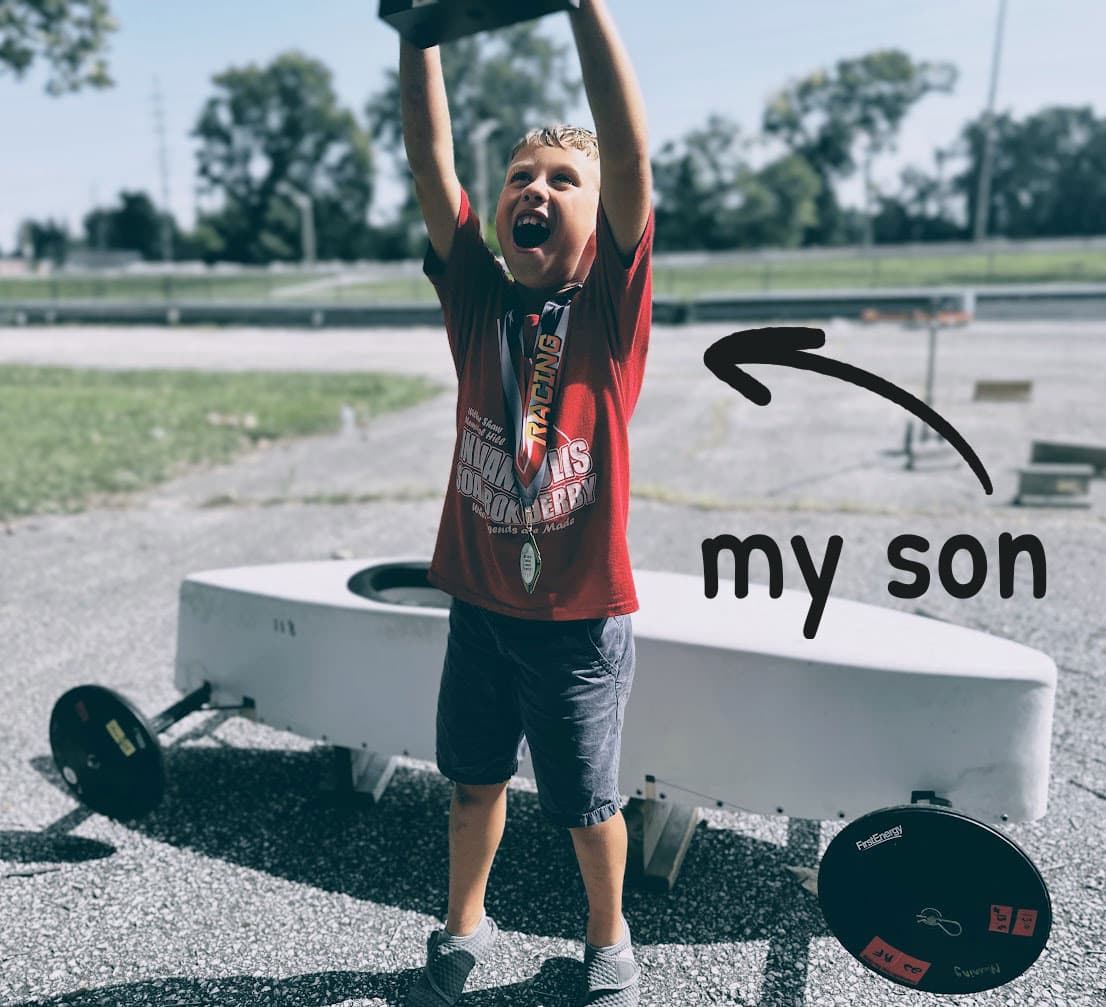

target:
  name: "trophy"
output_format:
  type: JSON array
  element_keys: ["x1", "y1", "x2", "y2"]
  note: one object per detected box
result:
[{"x1": 379, "y1": 0, "x2": 581, "y2": 48}]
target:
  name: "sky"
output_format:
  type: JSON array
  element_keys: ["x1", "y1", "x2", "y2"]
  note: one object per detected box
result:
[{"x1": 2, "y1": 0, "x2": 1103, "y2": 253}]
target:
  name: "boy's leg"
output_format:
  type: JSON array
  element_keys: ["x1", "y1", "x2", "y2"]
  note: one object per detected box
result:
[
  {"x1": 409, "y1": 833, "x2": 502, "y2": 1007},
  {"x1": 446, "y1": 780, "x2": 510, "y2": 936},
  {"x1": 568, "y1": 810, "x2": 628, "y2": 946},
  {"x1": 572, "y1": 811, "x2": 640, "y2": 1006},
  {"x1": 407, "y1": 781, "x2": 505, "y2": 1007},
  {"x1": 435, "y1": 598, "x2": 525, "y2": 932},
  {"x1": 504, "y1": 612, "x2": 635, "y2": 940},
  {"x1": 409, "y1": 599, "x2": 521, "y2": 1004}
]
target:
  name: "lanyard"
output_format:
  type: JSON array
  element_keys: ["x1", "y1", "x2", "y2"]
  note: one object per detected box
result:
[
  {"x1": 497, "y1": 285, "x2": 581, "y2": 511},
  {"x1": 497, "y1": 284, "x2": 582, "y2": 592}
]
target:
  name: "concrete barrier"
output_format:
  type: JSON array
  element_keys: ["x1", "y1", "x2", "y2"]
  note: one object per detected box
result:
[
  {"x1": 973, "y1": 380, "x2": 1033, "y2": 402},
  {"x1": 0, "y1": 300, "x2": 446, "y2": 328},
  {"x1": 1030, "y1": 439, "x2": 1106, "y2": 475},
  {"x1": 1015, "y1": 463, "x2": 1095, "y2": 507}
]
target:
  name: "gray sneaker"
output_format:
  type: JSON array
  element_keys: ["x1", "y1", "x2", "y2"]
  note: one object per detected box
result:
[
  {"x1": 581, "y1": 917, "x2": 640, "y2": 1006},
  {"x1": 406, "y1": 914, "x2": 500, "y2": 1006}
]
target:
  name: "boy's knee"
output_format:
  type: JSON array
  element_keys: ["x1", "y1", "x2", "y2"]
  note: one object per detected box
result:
[{"x1": 453, "y1": 780, "x2": 509, "y2": 803}]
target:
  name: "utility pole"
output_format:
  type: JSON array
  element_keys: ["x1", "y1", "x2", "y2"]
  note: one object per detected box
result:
[
  {"x1": 934, "y1": 147, "x2": 948, "y2": 221},
  {"x1": 19, "y1": 221, "x2": 33, "y2": 265},
  {"x1": 862, "y1": 146, "x2": 875, "y2": 249},
  {"x1": 973, "y1": 0, "x2": 1008, "y2": 242},
  {"x1": 472, "y1": 119, "x2": 498, "y2": 239},
  {"x1": 91, "y1": 183, "x2": 107, "y2": 252},
  {"x1": 152, "y1": 77, "x2": 174, "y2": 262},
  {"x1": 277, "y1": 181, "x2": 316, "y2": 266}
]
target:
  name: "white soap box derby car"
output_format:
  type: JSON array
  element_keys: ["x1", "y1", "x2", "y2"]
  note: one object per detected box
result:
[{"x1": 49, "y1": 558, "x2": 1056, "y2": 996}]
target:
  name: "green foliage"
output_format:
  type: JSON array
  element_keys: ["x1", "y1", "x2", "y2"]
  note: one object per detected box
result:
[
  {"x1": 957, "y1": 105, "x2": 1106, "y2": 238},
  {"x1": 764, "y1": 49, "x2": 957, "y2": 243},
  {"x1": 83, "y1": 190, "x2": 179, "y2": 260},
  {"x1": 738, "y1": 155, "x2": 823, "y2": 248},
  {"x1": 192, "y1": 51, "x2": 375, "y2": 263},
  {"x1": 651, "y1": 116, "x2": 820, "y2": 250},
  {"x1": 872, "y1": 104, "x2": 1106, "y2": 242},
  {"x1": 0, "y1": 0, "x2": 115, "y2": 94},
  {"x1": 765, "y1": 50, "x2": 957, "y2": 174},
  {"x1": 872, "y1": 162, "x2": 963, "y2": 243},
  {"x1": 14, "y1": 217, "x2": 69, "y2": 264},
  {"x1": 366, "y1": 23, "x2": 582, "y2": 255},
  {"x1": 652, "y1": 114, "x2": 746, "y2": 250}
]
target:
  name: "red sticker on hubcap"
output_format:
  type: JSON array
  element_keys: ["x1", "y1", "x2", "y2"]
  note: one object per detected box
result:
[{"x1": 860, "y1": 936, "x2": 932, "y2": 986}]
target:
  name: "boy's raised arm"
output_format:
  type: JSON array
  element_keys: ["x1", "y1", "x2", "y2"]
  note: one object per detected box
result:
[
  {"x1": 400, "y1": 39, "x2": 462, "y2": 263},
  {"x1": 569, "y1": 0, "x2": 652, "y2": 260}
]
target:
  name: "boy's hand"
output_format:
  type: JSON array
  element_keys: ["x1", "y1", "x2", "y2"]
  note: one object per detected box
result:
[
  {"x1": 569, "y1": 0, "x2": 652, "y2": 260},
  {"x1": 400, "y1": 39, "x2": 462, "y2": 263}
]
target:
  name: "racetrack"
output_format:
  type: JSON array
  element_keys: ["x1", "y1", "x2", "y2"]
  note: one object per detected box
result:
[{"x1": 1, "y1": 318, "x2": 1103, "y2": 1005}]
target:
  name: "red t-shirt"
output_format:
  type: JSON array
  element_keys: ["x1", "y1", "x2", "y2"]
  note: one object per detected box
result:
[{"x1": 423, "y1": 187, "x2": 654, "y2": 620}]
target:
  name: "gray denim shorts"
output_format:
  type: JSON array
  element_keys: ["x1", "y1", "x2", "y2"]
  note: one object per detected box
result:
[{"x1": 435, "y1": 597, "x2": 635, "y2": 828}]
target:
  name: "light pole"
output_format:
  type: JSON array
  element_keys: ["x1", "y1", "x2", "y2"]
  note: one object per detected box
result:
[
  {"x1": 862, "y1": 145, "x2": 875, "y2": 249},
  {"x1": 277, "y1": 181, "x2": 316, "y2": 266},
  {"x1": 472, "y1": 119, "x2": 498, "y2": 237},
  {"x1": 973, "y1": 0, "x2": 1008, "y2": 242},
  {"x1": 19, "y1": 221, "x2": 33, "y2": 266},
  {"x1": 152, "y1": 77, "x2": 174, "y2": 263},
  {"x1": 934, "y1": 147, "x2": 948, "y2": 221}
]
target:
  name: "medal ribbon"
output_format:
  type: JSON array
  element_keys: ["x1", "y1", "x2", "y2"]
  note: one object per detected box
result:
[{"x1": 498, "y1": 286, "x2": 580, "y2": 511}]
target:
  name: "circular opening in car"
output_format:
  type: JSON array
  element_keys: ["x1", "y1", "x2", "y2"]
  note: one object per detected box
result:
[{"x1": 347, "y1": 562, "x2": 451, "y2": 609}]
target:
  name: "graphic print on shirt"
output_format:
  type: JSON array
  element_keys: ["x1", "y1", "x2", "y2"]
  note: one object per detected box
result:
[
  {"x1": 455, "y1": 406, "x2": 598, "y2": 535},
  {"x1": 448, "y1": 289, "x2": 600, "y2": 537}
]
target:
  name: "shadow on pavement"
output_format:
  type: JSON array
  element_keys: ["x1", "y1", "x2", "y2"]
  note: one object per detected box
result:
[
  {"x1": 28, "y1": 745, "x2": 826, "y2": 1005},
  {"x1": 8, "y1": 958, "x2": 584, "y2": 1007}
]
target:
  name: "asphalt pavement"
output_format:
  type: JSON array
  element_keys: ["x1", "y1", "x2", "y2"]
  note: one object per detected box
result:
[{"x1": 0, "y1": 318, "x2": 1103, "y2": 1006}]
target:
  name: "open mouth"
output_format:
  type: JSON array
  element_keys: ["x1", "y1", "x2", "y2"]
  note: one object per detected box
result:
[{"x1": 513, "y1": 213, "x2": 551, "y2": 249}]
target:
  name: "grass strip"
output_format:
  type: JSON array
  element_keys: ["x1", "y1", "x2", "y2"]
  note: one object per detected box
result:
[
  {"x1": 3, "y1": 248, "x2": 1104, "y2": 305},
  {"x1": 0, "y1": 365, "x2": 440, "y2": 521}
]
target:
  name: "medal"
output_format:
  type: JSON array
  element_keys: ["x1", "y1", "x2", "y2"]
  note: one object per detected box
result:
[{"x1": 520, "y1": 527, "x2": 542, "y2": 593}]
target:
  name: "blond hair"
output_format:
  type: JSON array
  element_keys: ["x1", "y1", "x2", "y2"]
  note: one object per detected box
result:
[{"x1": 508, "y1": 125, "x2": 599, "y2": 164}]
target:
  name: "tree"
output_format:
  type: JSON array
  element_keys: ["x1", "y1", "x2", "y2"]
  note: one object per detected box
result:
[
  {"x1": 764, "y1": 50, "x2": 957, "y2": 244},
  {"x1": 0, "y1": 0, "x2": 115, "y2": 95},
  {"x1": 83, "y1": 190, "x2": 177, "y2": 260},
  {"x1": 652, "y1": 115, "x2": 746, "y2": 250},
  {"x1": 192, "y1": 51, "x2": 374, "y2": 263},
  {"x1": 956, "y1": 105, "x2": 1106, "y2": 239},
  {"x1": 16, "y1": 218, "x2": 70, "y2": 264},
  {"x1": 366, "y1": 22, "x2": 583, "y2": 254},
  {"x1": 651, "y1": 115, "x2": 820, "y2": 250},
  {"x1": 872, "y1": 165, "x2": 963, "y2": 243},
  {"x1": 732, "y1": 155, "x2": 822, "y2": 249}
]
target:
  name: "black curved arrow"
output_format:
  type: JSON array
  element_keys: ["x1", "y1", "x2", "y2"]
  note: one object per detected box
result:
[{"x1": 704, "y1": 326, "x2": 993, "y2": 495}]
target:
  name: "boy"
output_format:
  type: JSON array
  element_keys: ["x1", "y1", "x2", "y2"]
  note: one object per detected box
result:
[{"x1": 399, "y1": 2, "x2": 652, "y2": 1003}]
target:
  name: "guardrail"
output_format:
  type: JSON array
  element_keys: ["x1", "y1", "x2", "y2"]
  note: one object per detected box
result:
[
  {"x1": 652, "y1": 234, "x2": 1106, "y2": 268},
  {"x1": 653, "y1": 287, "x2": 967, "y2": 324},
  {"x1": 0, "y1": 300, "x2": 446, "y2": 328}
]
